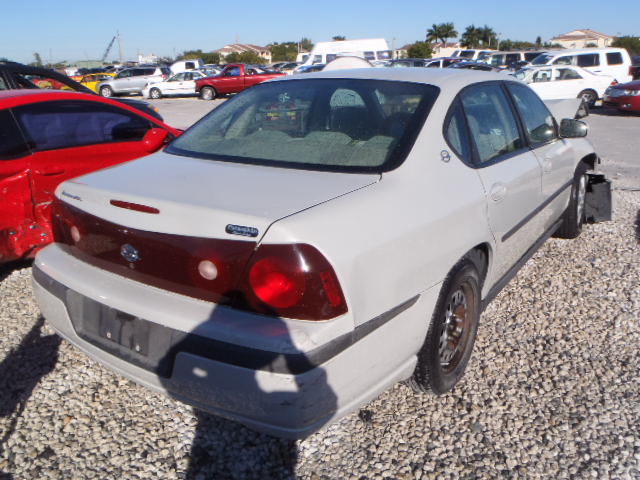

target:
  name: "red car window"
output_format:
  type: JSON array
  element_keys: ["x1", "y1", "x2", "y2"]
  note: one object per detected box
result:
[{"x1": 14, "y1": 101, "x2": 153, "y2": 151}]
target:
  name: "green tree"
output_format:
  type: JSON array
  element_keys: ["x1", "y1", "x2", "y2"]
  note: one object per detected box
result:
[
  {"x1": 535, "y1": 36, "x2": 542, "y2": 48},
  {"x1": 407, "y1": 41, "x2": 433, "y2": 59},
  {"x1": 224, "y1": 51, "x2": 264, "y2": 64},
  {"x1": 332, "y1": 36, "x2": 346, "y2": 41},
  {"x1": 478, "y1": 25, "x2": 497, "y2": 48},
  {"x1": 299, "y1": 37, "x2": 314, "y2": 51},
  {"x1": 269, "y1": 42, "x2": 298, "y2": 61},
  {"x1": 426, "y1": 23, "x2": 457, "y2": 44},
  {"x1": 202, "y1": 52, "x2": 221, "y2": 64},
  {"x1": 177, "y1": 49, "x2": 220, "y2": 64},
  {"x1": 612, "y1": 36, "x2": 640, "y2": 55},
  {"x1": 461, "y1": 25, "x2": 481, "y2": 48}
]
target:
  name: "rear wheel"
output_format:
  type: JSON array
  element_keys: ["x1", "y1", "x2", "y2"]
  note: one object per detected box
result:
[
  {"x1": 578, "y1": 89, "x2": 597, "y2": 108},
  {"x1": 555, "y1": 163, "x2": 588, "y2": 239},
  {"x1": 200, "y1": 86, "x2": 216, "y2": 100},
  {"x1": 409, "y1": 251, "x2": 483, "y2": 394},
  {"x1": 149, "y1": 88, "x2": 162, "y2": 99},
  {"x1": 100, "y1": 86, "x2": 113, "y2": 98}
]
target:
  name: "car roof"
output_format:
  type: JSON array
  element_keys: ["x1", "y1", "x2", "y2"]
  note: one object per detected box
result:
[{"x1": 275, "y1": 67, "x2": 508, "y2": 89}]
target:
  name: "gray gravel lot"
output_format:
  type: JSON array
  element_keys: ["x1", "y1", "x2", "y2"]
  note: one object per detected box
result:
[{"x1": 1, "y1": 104, "x2": 639, "y2": 480}]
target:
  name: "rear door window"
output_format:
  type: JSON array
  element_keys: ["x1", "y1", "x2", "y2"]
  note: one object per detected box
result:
[
  {"x1": 606, "y1": 52, "x2": 623, "y2": 65},
  {"x1": 14, "y1": 101, "x2": 153, "y2": 151},
  {"x1": 577, "y1": 54, "x2": 600, "y2": 67}
]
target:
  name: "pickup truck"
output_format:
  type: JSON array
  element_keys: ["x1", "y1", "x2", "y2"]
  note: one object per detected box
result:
[{"x1": 195, "y1": 63, "x2": 284, "y2": 100}]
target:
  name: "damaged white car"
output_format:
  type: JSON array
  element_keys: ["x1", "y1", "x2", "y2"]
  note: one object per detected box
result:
[{"x1": 33, "y1": 69, "x2": 611, "y2": 438}]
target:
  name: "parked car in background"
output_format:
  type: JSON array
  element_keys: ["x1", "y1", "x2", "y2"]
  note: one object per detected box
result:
[
  {"x1": 630, "y1": 56, "x2": 640, "y2": 80},
  {"x1": 195, "y1": 63, "x2": 284, "y2": 100},
  {"x1": 448, "y1": 61, "x2": 503, "y2": 72},
  {"x1": 387, "y1": 58, "x2": 430, "y2": 67},
  {"x1": 513, "y1": 65, "x2": 615, "y2": 107},
  {"x1": 602, "y1": 80, "x2": 640, "y2": 113},
  {"x1": 77, "y1": 72, "x2": 116, "y2": 93},
  {"x1": 293, "y1": 64, "x2": 326, "y2": 74},
  {"x1": 200, "y1": 65, "x2": 222, "y2": 77},
  {"x1": 0, "y1": 61, "x2": 163, "y2": 120},
  {"x1": 530, "y1": 48, "x2": 633, "y2": 83},
  {"x1": 0, "y1": 89, "x2": 180, "y2": 263},
  {"x1": 276, "y1": 62, "x2": 300, "y2": 75},
  {"x1": 142, "y1": 71, "x2": 206, "y2": 99},
  {"x1": 451, "y1": 49, "x2": 495, "y2": 60},
  {"x1": 33, "y1": 68, "x2": 609, "y2": 439},
  {"x1": 170, "y1": 59, "x2": 204, "y2": 74},
  {"x1": 424, "y1": 57, "x2": 461, "y2": 68},
  {"x1": 478, "y1": 51, "x2": 546, "y2": 69},
  {"x1": 97, "y1": 66, "x2": 171, "y2": 98}
]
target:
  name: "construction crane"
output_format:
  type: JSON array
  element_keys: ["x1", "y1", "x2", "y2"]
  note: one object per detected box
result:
[{"x1": 101, "y1": 34, "x2": 117, "y2": 63}]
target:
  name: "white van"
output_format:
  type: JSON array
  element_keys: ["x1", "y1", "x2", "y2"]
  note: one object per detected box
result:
[
  {"x1": 297, "y1": 38, "x2": 392, "y2": 68},
  {"x1": 170, "y1": 58, "x2": 204, "y2": 74},
  {"x1": 530, "y1": 48, "x2": 632, "y2": 83}
]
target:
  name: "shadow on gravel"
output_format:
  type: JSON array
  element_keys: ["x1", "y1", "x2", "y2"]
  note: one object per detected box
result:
[
  {"x1": 0, "y1": 260, "x2": 32, "y2": 284},
  {"x1": 635, "y1": 210, "x2": 640, "y2": 242},
  {"x1": 0, "y1": 316, "x2": 61, "y2": 479},
  {"x1": 156, "y1": 298, "x2": 336, "y2": 479}
]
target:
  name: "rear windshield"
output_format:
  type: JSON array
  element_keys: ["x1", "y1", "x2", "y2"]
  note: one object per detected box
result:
[{"x1": 166, "y1": 78, "x2": 439, "y2": 173}]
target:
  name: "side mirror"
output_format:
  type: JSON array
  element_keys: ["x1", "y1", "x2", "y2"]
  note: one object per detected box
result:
[
  {"x1": 559, "y1": 118, "x2": 588, "y2": 138},
  {"x1": 142, "y1": 128, "x2": 170, "y2": 152}
]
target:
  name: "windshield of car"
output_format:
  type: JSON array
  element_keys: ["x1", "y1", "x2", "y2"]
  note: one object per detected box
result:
[
  {"x1": 166, "y1": 78, "x2": 439, "y2": 173},
  {"x1": 512, "y1": 68, "x2": 531, "y2": 81},
  {"x1": 531, "y1": 53, "x2": 553, "y2": 65}
]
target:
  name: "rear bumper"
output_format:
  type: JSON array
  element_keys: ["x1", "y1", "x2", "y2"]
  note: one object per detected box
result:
[{"x1": 33, "y1": 244, "x2": 437, "y2": 438}]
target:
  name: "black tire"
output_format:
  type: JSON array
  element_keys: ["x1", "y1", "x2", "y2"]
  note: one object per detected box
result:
[
  {"x1": 409, "y1": 250, "x2": 483, "y2": 394},
  {"x1": 149, "y1": 88, "x2": 162, "y2": 99},
  {"x1": 100, "y1": 86, "x2": 113, "y2": 98},
  {"x1": 555, "y1": 163, "x2": 589, "y2": 239},
  {"x1": 200, "y1": 86, "x2": 216, "y2": 100},
  {"x1": 577, "y1": 89, "x2": 597, "y2": 108}
]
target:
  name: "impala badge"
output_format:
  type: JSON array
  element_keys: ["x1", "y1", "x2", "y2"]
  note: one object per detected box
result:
[{"x1": 121, "y1": 244, "x2": 141, "y2": 263}]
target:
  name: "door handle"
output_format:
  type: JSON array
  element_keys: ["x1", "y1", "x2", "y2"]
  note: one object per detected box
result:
[
  {"x1": 35, "y1": 168, "x2": 65, "y2": 176},
  {"x1": 489, "y1": 183, "x2": 507, "y2": 203}
]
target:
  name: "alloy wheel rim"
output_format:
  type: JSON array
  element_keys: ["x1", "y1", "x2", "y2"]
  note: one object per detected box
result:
[{"x1": 438, "y1": 284, "x2": 473, "y2": 372}]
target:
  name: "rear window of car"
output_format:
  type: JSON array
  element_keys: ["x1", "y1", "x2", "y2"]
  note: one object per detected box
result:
[
  {"x1": 166, "y1": 78, "x2": 439, "y2": 173},
  {"x1": 606, "y1": 52, "x2": 623, "y2": 65}
]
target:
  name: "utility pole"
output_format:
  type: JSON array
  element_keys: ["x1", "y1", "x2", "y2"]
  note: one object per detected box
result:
[{"x1": 118, "y1": 31, "x2": 123, "y2": 64}]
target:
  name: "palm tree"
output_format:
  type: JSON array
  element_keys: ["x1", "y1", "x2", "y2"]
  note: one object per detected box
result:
[
  {"x1": 439, "y1": 23, "x2": 458, "y2": 45},
  {"x1": 426, "y1": 23, "x2": 458, "y2": 45},
  {"x1": 478, "y1": 25, "x2": 497, "y2": 48},
  {"x1": 461, "y1": 25, "x2": 481, "y2": 49},
  {"x1": 426, "y1": 24, "x2": 441, "y2": 44}
]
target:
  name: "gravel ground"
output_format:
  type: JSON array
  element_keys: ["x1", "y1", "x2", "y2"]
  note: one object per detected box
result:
[{"x1": 2, "y1": 114, "x2": 640, "y2": 479}]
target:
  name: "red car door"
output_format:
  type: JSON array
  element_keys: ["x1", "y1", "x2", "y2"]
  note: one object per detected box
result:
[
  {"x1": 216, "y1": 66, "x2": 244, "y2": 94},
  {"x1": 0, "y1": 110, "x2": 34, "y2": 261},
  {"x1": 13, "y1": 99, "x2": 167, "y2": 244}
]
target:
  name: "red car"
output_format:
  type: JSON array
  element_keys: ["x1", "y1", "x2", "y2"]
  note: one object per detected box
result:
[
  {"x1": 0, "y1": 90, "x2": 180, "y2": 263},
  {"x1": 603, "y1": 80, "x2": 640, "y2": 113},
  {"x1": 195, "y1": 63, "x2": 284, "y2": 100}
]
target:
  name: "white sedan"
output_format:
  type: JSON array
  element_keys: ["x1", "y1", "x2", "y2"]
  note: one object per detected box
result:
[
  {"x1": 33, "y1": 69, "x2": 610, "y2": 439},
  {"x1": 142, "y1": 70, "x2": 206, "y2": 99},
  {"x1": 513, "y1": 65, "x2": 615, "y2": 107}
]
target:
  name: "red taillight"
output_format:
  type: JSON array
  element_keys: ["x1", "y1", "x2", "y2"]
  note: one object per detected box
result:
[
  {"x1": 52, "y1": 199, "x2": 347, "y2": 321},
  {"x1": 238, "y1": 244, "x2": 347, "y2": 320}
]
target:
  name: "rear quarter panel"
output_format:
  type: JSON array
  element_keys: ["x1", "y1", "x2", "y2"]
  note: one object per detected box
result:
[{"x1": 262, "y1": 107, "x2": 494, "y2": 331}]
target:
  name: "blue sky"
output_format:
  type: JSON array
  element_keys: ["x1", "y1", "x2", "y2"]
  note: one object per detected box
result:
[{"x1": 3, "y1": 0, "x2": 638, "y2": 64}]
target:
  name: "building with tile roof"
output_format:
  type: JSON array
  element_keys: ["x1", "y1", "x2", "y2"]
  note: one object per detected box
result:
[{"x1": 550, "y1": 29, "x2": 615, "y2": 49}]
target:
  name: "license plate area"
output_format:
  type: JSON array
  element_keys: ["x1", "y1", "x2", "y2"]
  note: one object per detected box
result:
[{"x1": 65, "y1": 290, "x2": 181, "y2": 377}]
